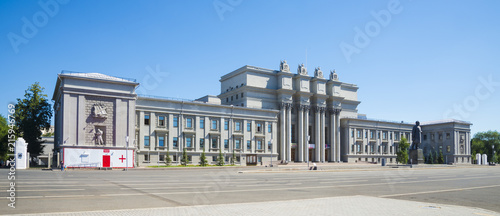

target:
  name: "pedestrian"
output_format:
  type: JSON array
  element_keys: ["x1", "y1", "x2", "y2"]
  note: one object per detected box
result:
[{"x1": 61, "y1": 160, "x2": 64, "y2": 171}]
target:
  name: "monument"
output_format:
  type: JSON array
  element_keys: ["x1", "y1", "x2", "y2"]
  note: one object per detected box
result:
[{"x1": 409, "y1": 121, "x2": 424, "y2": 164}]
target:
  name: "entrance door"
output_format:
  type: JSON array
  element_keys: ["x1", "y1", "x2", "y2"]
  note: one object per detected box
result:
[
  {"x1": 246, "y1": 154, "x2": 257, "y2": 166},
  {"x1": 102, "y1": 155, "x2": 110, "y2": 167}
]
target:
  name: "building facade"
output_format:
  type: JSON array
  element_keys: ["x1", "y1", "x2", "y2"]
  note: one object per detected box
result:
[{"x1": 53, "y1": 61, "x2": 472, "y2": 168}]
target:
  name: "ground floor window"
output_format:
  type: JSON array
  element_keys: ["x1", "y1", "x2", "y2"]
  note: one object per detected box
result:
[
  {"x1": 144, "y1": 154, "x2": 149, "y2": 161},
  {"x1": 212, "y1": 156, "x2": 217, "y2": 161},
  {"x1": 159, "y1": 154, "x2": 165, "y2": 162}
]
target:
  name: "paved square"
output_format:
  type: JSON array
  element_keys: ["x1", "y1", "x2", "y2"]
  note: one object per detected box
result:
[{"x1": 1, "y1": 165, "x2": 499, "y2": 215}]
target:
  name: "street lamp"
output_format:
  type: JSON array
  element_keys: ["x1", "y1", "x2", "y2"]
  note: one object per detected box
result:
[{"x1": 125, "y1": 136, "x2": 129, "y2": 171}]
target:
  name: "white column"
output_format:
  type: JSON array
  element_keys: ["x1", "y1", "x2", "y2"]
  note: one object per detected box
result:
[
  {"x1": 330, "y1": 111, "x2": 335, "y2": 162},
  {"x1": 315, "y1": 107, "x2": 321, "y2": 162},
  {"x1": 280, "y1": 107, "x2": 285, "y2": 161},
  {"x1": 335, "y1": 110, "x2": 341, "y2": 162},
  {"x1": 320, "y1": 108, "x2": 326, "y2": 162},
  {"x1": 286, "y1": 104, "x2": 292, "y2": 162},
  {"x1": 304, "y1": 107, "x2": 310, "y2": 162},
  {"x1": 298, "y1": 106, "x2": 304, "y2": 162}
]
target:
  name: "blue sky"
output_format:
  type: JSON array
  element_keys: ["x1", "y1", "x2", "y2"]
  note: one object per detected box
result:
[{"x1": 1, "y1": 0, "x2": 499, "y2": 136}]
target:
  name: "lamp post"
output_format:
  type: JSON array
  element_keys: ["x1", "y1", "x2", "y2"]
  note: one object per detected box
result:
[
  {"x1": 269, "y1": 138, "x2": 273, "y2": 167},
  {"x1": 125, "y1": 136, "x2": 129, "y2": 171}
]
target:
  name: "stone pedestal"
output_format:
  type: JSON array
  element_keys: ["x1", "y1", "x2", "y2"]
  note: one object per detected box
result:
[{"x1": 409, "y1": 149, "x2": 424, "y2": 164}]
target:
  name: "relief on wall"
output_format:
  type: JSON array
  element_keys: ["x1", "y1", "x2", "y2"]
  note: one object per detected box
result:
[{"x1": 92, "y1": 103, "x2": 107, "y2": 119}]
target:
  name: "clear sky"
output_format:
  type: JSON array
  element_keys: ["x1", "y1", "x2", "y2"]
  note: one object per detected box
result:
[{"x1": 1, "y1": 0, "x2": 499, "y2": 136}]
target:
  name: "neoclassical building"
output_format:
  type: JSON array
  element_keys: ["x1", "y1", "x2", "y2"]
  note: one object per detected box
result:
[{"x1": 53, "y1": 61, "x2": 472, "y2": 168}]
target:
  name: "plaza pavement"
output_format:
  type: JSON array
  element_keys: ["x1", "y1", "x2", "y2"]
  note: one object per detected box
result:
[{"x1": 1, "y1": 164, "x2": 499, "y2": 215}]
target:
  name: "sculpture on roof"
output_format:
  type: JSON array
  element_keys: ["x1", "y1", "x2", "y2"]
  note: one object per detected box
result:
[
  {"x1": 314, "y1": 67, "x2": 323, "y2": 78},
  {"x1": 330, "y1": 69, "x2": 338, "y2": 81},
  {"x1": 280, "y1": 60, "x2": 290, "y2": 72},
  {"x1": 297, "y1": 63, "x2": 307, "y2": 75}
]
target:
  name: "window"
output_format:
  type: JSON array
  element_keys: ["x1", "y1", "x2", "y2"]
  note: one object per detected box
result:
[
  {"x1": 390, "y1": 133, "x2": 393, "y2": 140},
  {"x1": 378, "y1": 132, "x2": 380, "y2": 139},
  {"x1": 144, "y1": 154, "x2": 149, "y2": 161},
  {"x1": 235, "y1": 140, "x2": 240, "y2": 149},
  {"x1": 424, "y1": 135, "x2": 427, "y2": 140},
  {"x1": 200, "y1": 138, "x2": 205, "y2": 148},
  {"x1": 446, "y1": 133, "x2": 450, "y2": 139},
  {"x1": 173, "y1": 117, "x2": 178, "y2": 127},
  {"x1": 258, "y1": 157, "x2": 262, "y2": 162},
  {"x1": 268, "y1": 124, "x2": 272, "y2": 133},
  {"x1": 173, "y1": 155, "x2": 177, "y2": 162},
  {"x1": 247, "y1": 122, "x2": 251, "y2": 132},
  {"x1": 158, "y1": 136, "x2": 164, "y2": 147},
  {"x1": 235, "y1": 122, "x2": 241, "y2": 131},
  {"x1": 241, "y1": 93, "x2": 244, "y2": 98},
  {"x1": 212, "y1": 156, "x2": 217, "y2": 161},
  {"x1": 226, "y1": 98, "x2": 228, "y2": 102},
  {"x1": 187, "y1": 155, "x2": 192, "y2": 162},
  {"x1": 370, "y1": 131, "x2": 374, "y2": 139},
  {"x1": 158, "y1": 116, "x2": 165, "y2": 126},
  {"x1": 257, "y1": 123, "x2": 262, "y2": 133},
  {"x1": 383, "y1": 132, "x2": 387, "y2": 140},
  {"x1": 144, "y1": 115, "x2": 150, "y2": 125},
  {"x1": 186, "y1": 118, "x2": 192, "y2": 128},
  {"x1": 211, "y1": 137, "x2": 218, "y2": 148},
  {"x1": 351, "y1": 130, "x2": 354, "y2": 138},
  {"x1": 257, "y1": 140, "x2": 262, "y2": 150},
  {"x1": 447, "y1": 145, "x2": 451, "y2": 153},
  {"x1": 395, "y1": 133, "x2": 399, "y2": 141},
  {"x1": 247, "y1": 140, "x2": 251, "y2": 150},
  {"x1": 224, "y1": 120, "x2": 229, "y2": 130},
  {"x1": 200, "y1": 119, "x2": 205, "y2": 129},
  {"x1": 236, "y1": 94, "x2": 238, "y2": 99},
  {"x1": 224, "y1": 139, "x2": 229, "y2": 149},
  {"x1": 357, "y1": 130, "x2": 361, "y2": 138},
  {"x1": 231, "y1": 96, "x2": 233, "y2": 101},
  {"x1": 159, "y1": 154, "x2": 165, "y2": 162},
  {"x1": 268, "y1": 141, "x2": 272, "y2": 150},
  {"x1": 186, "y1": 137, "x2": 192, "y2": 148},
  {"x1": 173, "y1": 137, "x2": 178, "y2": 148},
  {"x1": 365, "y1": 131, "x2": 368, "y2": 138},
  {"x1": 144, "y1": 136, "x2": 150, "y2": 147},
  {"x1": 211, "y1": 120, "x2": 217, "y2": 130}
]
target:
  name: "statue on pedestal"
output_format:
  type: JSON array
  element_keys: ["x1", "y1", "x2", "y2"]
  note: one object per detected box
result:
[{"x1": 411, "y1": 121, "x2": 422, "y2": 150}]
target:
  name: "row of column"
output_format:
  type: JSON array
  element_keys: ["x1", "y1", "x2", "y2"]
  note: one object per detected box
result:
[{"x1": 279, "y1": 102, "x2": 341, "y2": 162}]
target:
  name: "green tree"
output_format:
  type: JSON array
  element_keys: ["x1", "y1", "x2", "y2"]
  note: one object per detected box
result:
[
  {"x1": 0, "y1": 115, "x2": 10, "y2": 162},
  {"x1": 14, "y1": 83, "x2": 52, "y2": 158},
  {"x1": 396, "y1": 137, "x2": 410, "y2": 164},
  {"x1": 165, "y1": 150, "x2": 172, "y2": 166},
  {"x1": 199, "y1": 149, "x2": 208, "y2": 166},
  {"x1": 230, "y1": 150, "x2": 236, "y2": 165},
  {"x1": 428, "y1": 151, "x2": 434, "y2": 164},
  {"x1": 216, "y1": 148, "x2": 224, "y2": 166},
  {"x1": 438, "y1": 150, "x2": 444, "y2": 164},
  {"x1": 471, "y1": 131, "x2": 500, "y2": 163},
  {"x1": 180, "y1": 147, "x2": 188, "y2": 166}
]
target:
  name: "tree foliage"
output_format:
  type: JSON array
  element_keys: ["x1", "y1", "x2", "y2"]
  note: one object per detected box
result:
[
  {"x1": 180, "y1": 147, "x2": 188, "y2": 166},
  {"x1": 14, "y1": 83, "x2": 52, "y2": 157},
  {"x1": 199, "y1": 149, "x2": 208, "y2": 166},
  {"x1": 216, "y1": 148, "x2": 224, "y2": 166},
  {"x1": 471, "y1": 131, "x2": 500, "y2": 163},
  {"x1": 0, "y1": 115, "x2": 10, "y2": 162},
  {"x1": 396, "y1": 137, "x2": 410, "y2": 164},
  {"x1": 437, "y1": 150, "x2": 444, "y2": 164},
  {"x1": 165, "y1": 150, "x2": 172, "y2": 166}
]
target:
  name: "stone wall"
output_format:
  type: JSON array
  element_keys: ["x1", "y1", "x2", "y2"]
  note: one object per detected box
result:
[{"x1": 84, "y1": 96, "x2": 116, "y2": 146}]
